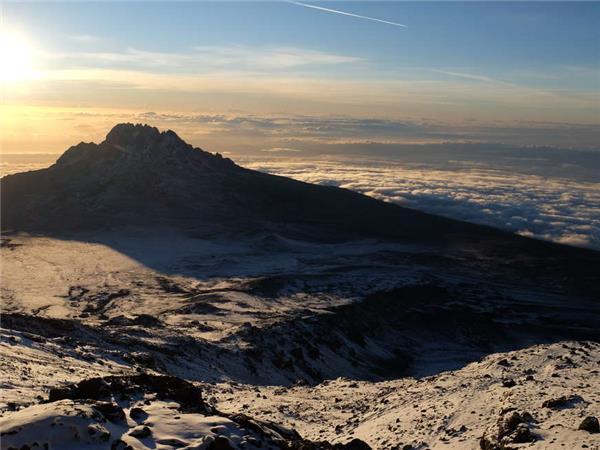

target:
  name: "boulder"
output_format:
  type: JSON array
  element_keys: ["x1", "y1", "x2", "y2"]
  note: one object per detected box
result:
[{"x1": 578, "y1": 416, "x2": 599, "y2": 433}]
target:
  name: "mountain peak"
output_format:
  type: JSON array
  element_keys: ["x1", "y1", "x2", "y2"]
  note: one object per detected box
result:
[{"x1": 104, "y1": 123, "x2": 185, "y2": 152}]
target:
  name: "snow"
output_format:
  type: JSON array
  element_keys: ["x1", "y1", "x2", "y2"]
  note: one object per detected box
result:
[
  {"x1": 0, "y1": 328, "x2": 132, "y2": 408},
  {"x1": 1, "y1": 342, "x2": 598, "y2": 450},
  {"x1": 0, "y1": 231, "x2": 423, "y2": 340},
  {"x1": 1, "y1": 232, "x2": 599, "y2": 449},
  {"x1": 212, "y1": 342, "x2": 600, "y2": 449},
  {"x1": 0, "y1": 398, "x2": 283, "y2": 450},
  {"x1": 0, "y1": 400, "x2": 116, "y2": 450}
]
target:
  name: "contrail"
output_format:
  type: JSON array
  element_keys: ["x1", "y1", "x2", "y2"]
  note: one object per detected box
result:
[{"x1": 286, "y1": 1, "x2": 407, "y2": 28}]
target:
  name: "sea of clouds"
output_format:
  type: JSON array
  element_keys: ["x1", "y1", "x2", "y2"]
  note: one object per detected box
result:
[{"x1": 240, "y1": 156, "x2": 600, "y2": 250}]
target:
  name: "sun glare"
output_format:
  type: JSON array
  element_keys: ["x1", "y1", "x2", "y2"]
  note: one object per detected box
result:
[{"x1": 0, "y1": 30, "x2": 37, "y2": 83}]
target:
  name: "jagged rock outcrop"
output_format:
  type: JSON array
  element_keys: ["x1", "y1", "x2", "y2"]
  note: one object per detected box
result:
[{"x1": 0, "y1": 373, "x2": 373, "y2": 450}]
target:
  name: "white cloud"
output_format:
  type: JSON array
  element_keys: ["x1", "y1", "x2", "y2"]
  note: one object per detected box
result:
[
  {"x1": 49, "y1": 45, "x2": 362, "y2": 72},
  {"x1": 240, "y1": 157, "x2": 600, "y2": 249},
  {"x1": 191, "y1": 45, "x2": 362, "y2": 68}
]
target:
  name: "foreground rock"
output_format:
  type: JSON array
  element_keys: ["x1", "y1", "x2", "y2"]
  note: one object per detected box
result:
[
  {"x1": 579, "y1": 416, "x2": 600, "y2": 434},
  {"x1": 0, "y1": 374, "x2": 372, "y2": 450},
  {"x1": 480, "y1": 410, "x2": 536, "y2": 449}
]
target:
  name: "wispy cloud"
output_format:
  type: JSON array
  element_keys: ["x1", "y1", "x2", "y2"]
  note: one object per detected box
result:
[
  {"x1": 48, "y1": 45, "x2": 362, "y2": 72},
  {"x1": 69, "y1": 34, "x2": 104, "y2": 44},
  {"x1": 260, "y1": 147, "x2": 302, "y2": 153},
  {"x1": 9, "y1": 43, "x2": 600, "y2": 139},
  {"x1": 190, "y1": 45, "x2": 362, "y2": 68},
  {"x1": 286, "y1": 1, "x2": 407, "y2": 28},
  {"x1": 429, "y1": 69, "x2": 504, "y2": 84}
]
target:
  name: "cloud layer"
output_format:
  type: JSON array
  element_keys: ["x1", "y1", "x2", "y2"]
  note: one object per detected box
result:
[
  {"x1": 240, "y1": 157, "x2": 600, "y2": 249},
  {"x1": 131, "y1": 112, "x2": 600, "y2": 152},
  {"x1": 11, "y1": 108, "x2": 593, "y2": 153}
]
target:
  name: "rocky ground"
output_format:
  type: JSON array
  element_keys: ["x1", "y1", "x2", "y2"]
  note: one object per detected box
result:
[
  {"x1": 0, "y1": 342, "x2": 598, "y2": 449},
  {"x1": 212, "y1": 342, "x2": 600, "y2": 449},
  {"x1": 1, "y1": 233, "x2": 599, "y2": 450},
  {"x1": 0, "y1": 372, "x2": 374, "y2": 450}
]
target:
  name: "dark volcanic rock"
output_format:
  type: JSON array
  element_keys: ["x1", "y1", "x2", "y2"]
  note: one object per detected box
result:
[
  {"x1": 498, "y1": 412, "x2": 524, "y2": 438},
  {"x1": 541, "y1": 394, "x2": 584, "y2": 409},
  {"x1": 578, "y1": 416, "x2": 600, "y2": 433},
  {"x1": 92, "y1": 401, "x2": 126, "y2": 423},
  {"x1": 209, "y1": 436, "x2": 235, "y2": 450},
  {"x1": 501, "y1": 379, "x2": 516, "y2": 388},
  {"x1": 511, "y1": 423, "x2": 535, "y2": 443},
  {"x1": 129, "y1": 425, "x2": 152, "y2": 438},
  {"x1": 282, "y1": 439, "x2": 373, "y2": 450},
  {"x1": 338, "y1": 439, "x2": 372, "y2": 450},
  {"x1": 48, "y1": 374, "x2": 206, "y2": 413},
  {"x1": 129, "y1": 407, "x2": 148, "y2": 423},
  {"x1": 2, "y1": 313, "x2": 77, "y2": 338},
  {"x1": 106, "y1": 314, "x2": 162, "y2": 327},
  {"x1": 111, "y1": 439, "x2": 133, "y2": 450},
  {"x1": 481, "y1": 410, "x2": 537, "y2": 449}
]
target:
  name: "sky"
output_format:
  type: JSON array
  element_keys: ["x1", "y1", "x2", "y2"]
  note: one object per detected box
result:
[{"x1": 1, "y1": 1, "x2": 599, "y2": 154}]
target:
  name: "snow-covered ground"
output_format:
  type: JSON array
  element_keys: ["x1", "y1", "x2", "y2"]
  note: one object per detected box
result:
[
  {"x1": 1, "y1": 341, "x2": 598, "y2": 450},
  {"x1": 1, "y1": 232, "x2": 423, "y2": 341},
  {"x1": 1, "y1": 232, "x2": 599, "y2": 449},
  {"x1": 0, "y1": 374, "x2": 314, "y2": 450},
  {"x1": 213, "y1": 342, "x2": 600, "y2": 450}
]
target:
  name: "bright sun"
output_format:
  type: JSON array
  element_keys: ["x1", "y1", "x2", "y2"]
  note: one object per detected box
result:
[{"x1": 0, "y1": 30, "x2": 37, "y2": 82}]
